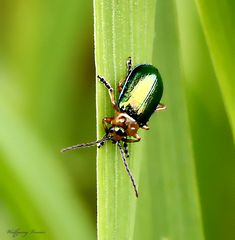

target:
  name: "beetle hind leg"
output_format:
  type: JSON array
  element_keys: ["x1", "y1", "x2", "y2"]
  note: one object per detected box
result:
[
  {"x1": 155, "y1": 103, "x2": 166, "y2": 111},
  {"x1": 141, "y1": 125, "x2": 150, "y2": 130}
]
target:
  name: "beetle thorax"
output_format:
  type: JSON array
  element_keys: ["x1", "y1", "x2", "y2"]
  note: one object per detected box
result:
[{"x1": 108, "y1": 112, "x2": 140, "y2": 141}]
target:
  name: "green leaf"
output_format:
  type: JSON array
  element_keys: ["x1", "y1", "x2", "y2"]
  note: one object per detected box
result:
[
  {"x1": 94, "y1": 0, "x2": 157, "y2": 239},
  {"x1": 194, "y1": 0, "x2": 235, "y2": 142}
]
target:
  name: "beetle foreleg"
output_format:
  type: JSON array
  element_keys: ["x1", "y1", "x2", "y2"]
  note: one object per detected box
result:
[
  {"x1": 102, "y1": 117, "x2": 113, "y2": 133},
  {"x1": 97, "y1": 75, "x2": 118, "y2": 110},
  {"x1": 155, "y1": 103, "x2": 166, "y2": 111}
]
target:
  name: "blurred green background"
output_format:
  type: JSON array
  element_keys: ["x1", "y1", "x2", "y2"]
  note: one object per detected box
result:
[
  {"x1": 0, "y1": 0, "x2": 234, "y2": 240},
  {"x1": 0, "y1": 1, "x2": 96, "y2": 239}
]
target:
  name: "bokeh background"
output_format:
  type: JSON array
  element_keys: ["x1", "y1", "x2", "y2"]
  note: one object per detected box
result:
[
  {"x1": 0, "y1": 1, "x2": 96, "y2": 239},
  {"x1": 0, "y1": 1, "x2": 234, "y2": 240}
]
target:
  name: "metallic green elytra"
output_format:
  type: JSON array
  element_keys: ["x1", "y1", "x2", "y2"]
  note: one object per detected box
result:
[
  {"x1": 61, "y1": 57, "x2": 166, "y2": 198},
  {"x1": 118, "y1": 64, "x2": 163, "y2": 126}
]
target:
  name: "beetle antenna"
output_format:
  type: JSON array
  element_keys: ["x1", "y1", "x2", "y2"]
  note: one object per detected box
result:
[
  {"x1": 117, "y1": 141, "x2": 139, "y2": 198},
  {"x1": 61, "y1": 135, "x2": 110, "y2": 153},
  {"x1": 123, "y1": 142, "x2": 129, "y2": 158}
]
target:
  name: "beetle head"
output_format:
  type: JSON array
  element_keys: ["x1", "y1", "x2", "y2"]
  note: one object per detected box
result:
[
  {"x1": 108, "y1": 126, "x2": 126, "y2": 142},
  {"x1": 109, "y1": 112, "x2": 140, "y2": 139}
]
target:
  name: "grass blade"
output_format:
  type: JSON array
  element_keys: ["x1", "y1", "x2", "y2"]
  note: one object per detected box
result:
[
  {"x1": 175, "y1": 0, "x2": 235, "y2": 239},
  {"x1": 194, "y1": 0, "x2": 235, "y2": 141},
  {"x1": 94, "y1": 0, "x2": 157, "y2": 239},
  {"x1": 134, "y1": 0, "x2": 205, "y2": 239}
]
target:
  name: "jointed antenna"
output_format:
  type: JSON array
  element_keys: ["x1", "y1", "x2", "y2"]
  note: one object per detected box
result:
[
  {"x1": 117, "y1": 141, "x2": 139, "y2": 198},
  {"x1": 123, "y1": 142, "x2": 129, "y2": 158},
  {"x1": 61, "y1": 135, "x2": 109, "y2": 153}
]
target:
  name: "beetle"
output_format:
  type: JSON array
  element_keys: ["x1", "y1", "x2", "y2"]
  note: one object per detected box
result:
[{"x1": 61, "y1": 57, "x2": 166, "y2": 197}]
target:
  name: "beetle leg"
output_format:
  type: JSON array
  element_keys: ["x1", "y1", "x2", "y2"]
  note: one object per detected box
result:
[
  {"x1": 118, "y1": 80, "x2": 125, "y2": 93},
  {"x1": 141, "y1": 125, "x2": 149, "y2": 130},
  {"x1": 102, "y1": 117, "x2": 113, "y2": 133},
  {"x1": 155, "y1": 103, "x2": 166, "y2": 112},
  {"x1": 118, "y1": 57, "x2": 133, "y2": 92},
  {"x1": 126, "y1": 56, "x2": 133, "y2": 76},
  {"x1": 97, "y1": 75, "x2": 118, "y2": 110},
  {"x1": 124, "y1": 134, "x2": 141, "y2": 143},
  {"x1": 134, "y1": 133, "x2": 141, "y2": 142}
]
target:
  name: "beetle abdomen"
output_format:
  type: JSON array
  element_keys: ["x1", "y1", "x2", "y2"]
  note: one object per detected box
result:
[{"x1": 118, "y1": 64, "x2": 163, "y2": 126}]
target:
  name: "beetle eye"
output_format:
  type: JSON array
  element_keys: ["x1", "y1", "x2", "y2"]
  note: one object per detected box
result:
[
  {"x1": 116, "y1": 128, "x2": 125, "y2": 136},
  {"x1": 109, "y1": 128, "x2": 114, "y2": 133}
]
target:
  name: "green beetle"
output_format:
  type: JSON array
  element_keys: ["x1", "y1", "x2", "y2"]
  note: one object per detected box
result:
[
  {"x1": 62, "y1": 57, "x2": 166, "y2": 197},
  {"x1": 118, "y1": 64, "x2": 164, "y2": 128}
]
